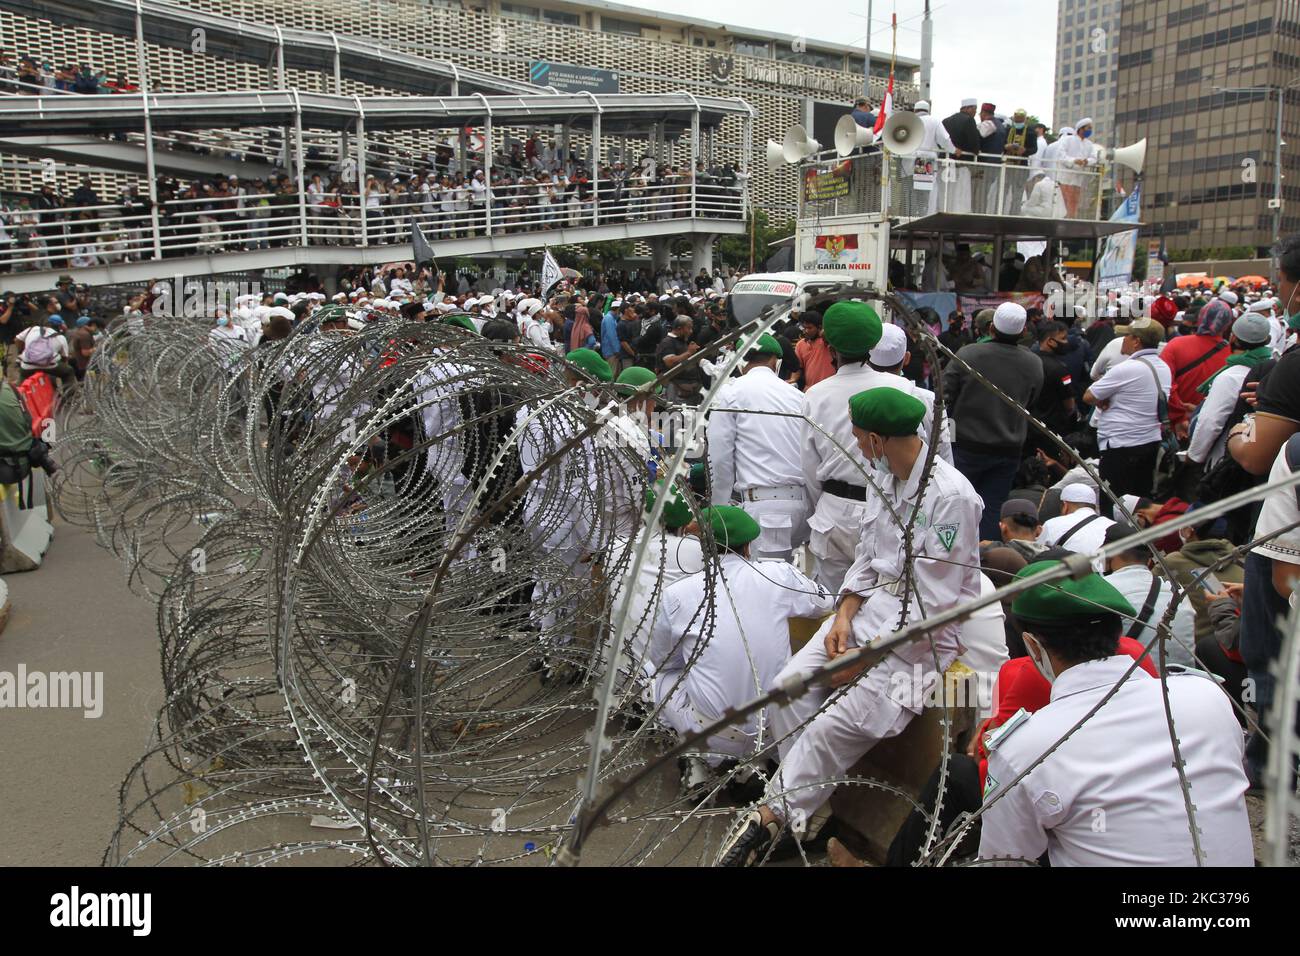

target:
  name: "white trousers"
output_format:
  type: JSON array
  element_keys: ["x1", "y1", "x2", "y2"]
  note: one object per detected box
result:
[
  {"x1": 739, "y1": 494, "x2": 810, "y2": 563},
  {"x1": 654, "y1": 670, "x2": 755, "y2": 767},
  {"x1": 805, "y1": 493, "x2": 866, "y2": 593},
  {"x1": 765, "y1": 616, "x2": 955, "y2": 825}
]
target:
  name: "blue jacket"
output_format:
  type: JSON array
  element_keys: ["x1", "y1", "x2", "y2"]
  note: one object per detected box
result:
[{"x1": 600, "y1": 311, "x2": 621, "y2": 359}]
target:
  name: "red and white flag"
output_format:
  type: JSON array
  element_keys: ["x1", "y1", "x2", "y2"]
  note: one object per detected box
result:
[{"x1": 873, "y1": 72, "x2": 893, "y2": 136}]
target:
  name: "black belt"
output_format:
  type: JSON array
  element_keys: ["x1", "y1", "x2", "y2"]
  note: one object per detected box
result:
[{"x1": 822, "y1": 478, "x2": 868, "y2": 501}]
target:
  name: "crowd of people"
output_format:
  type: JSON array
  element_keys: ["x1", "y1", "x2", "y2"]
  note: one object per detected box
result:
[
  {"x1": 0, "y1": 51, "x2": 138, "y2": 96},
  {"x1": 0, "y1": 154, "x2": 743, "y2": 271}
]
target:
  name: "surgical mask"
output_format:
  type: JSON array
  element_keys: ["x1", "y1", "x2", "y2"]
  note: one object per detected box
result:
[
  {"x1": 1080, "y1": 128, "x2": 1093, "y2": 139},
  {"x1": 1023, "y1": 633, "x2": 1057, "y2": 685},
  {"x1": 216, "y1": 316, "x2": 229, "y2": 327},
  {"x1": 1014, "y1": 122, "x2": 1025, "y2": 130},
  {"x1": 866, "y1": 436, "x2": 892, "y2": 477},
  {"x1": 1285, "y1": 283, "x2": 1300, "y2": 330}
]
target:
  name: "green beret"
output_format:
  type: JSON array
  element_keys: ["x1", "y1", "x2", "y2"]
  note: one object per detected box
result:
[
  {"x1": 566, "y1": 348, "x2": 613, "y2": 383},
  {"x1": 702, "y1": 505, "x2": 761, "y2": 548},
  {"x1": 848, "y1": 387, "x2": 926, "y2": 437},
  {"x1": 822, "y1": 301, "x2": 883, "y2": 359},
  {"x1": 748, "y1": 333, "x2": 784, "y2": 359},
  {"x1": 441, "y1": 314, "x2": 478, "y2": 334},
  {"x1": 1011, "y1": 560, "x2": 1137, "y2": 624},
  {"x1": 615, "y1": 365, "x2": 663, "y2": 397},
  {"x1": 645, "y1": 480, "x2": 691, "y2": 529},
  {"x1": 311, "y1": 303, "x2": 351, "y2": 326}
]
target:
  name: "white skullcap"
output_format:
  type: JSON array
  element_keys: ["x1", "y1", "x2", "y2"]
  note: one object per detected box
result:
[
  {"x1": 1120, "y1": 494, "x2": 1143, "y2": 514},
  {"x1": 1061, "y1": 482, "x2": 1098, "y2": 506},
  {"x1": 267, "y1": 306, "x2": 295, "y2": 320},
  {"x1": 914, "y1": 100, "x2": 931, "y2": 112},
  {"x1": 961, "y1": 97, "x2": 978, "y2": 107},
  {"x1": 1076, "y1": 117, "x2": 1093, "y2": 128},
  {"x1": 869, "y1": 323, "x2": 908, "y2": 367},
  {"x1": 611, "y1": 298, "x2": 624, "y2": 308},
  {"x1": 436, "y1": 301, "x2": 456, "y2": 312},
  {"x1": 1218, "y1": 290, "x2": 1239, "y2": 306},
  {"x1": 346, "y1": 316, "x2": 367, "y2": 330},
  {"x1": 992, "y1": 301, "x2": 1028, "y2": 335},
  {"x1": 1247, "y1": 298, "x2": 1274, "y2": 314},
  {"x1": 1059, "y1": 126, "x2": 1075, "y2": 136}
]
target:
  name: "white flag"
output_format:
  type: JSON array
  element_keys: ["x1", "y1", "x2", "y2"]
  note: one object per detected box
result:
[{"x1": 540, "y1": 247, "x2": 563, "y2": 297}]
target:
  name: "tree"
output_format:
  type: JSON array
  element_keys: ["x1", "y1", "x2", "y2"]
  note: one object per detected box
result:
[{"x1": 716, "y1": 208, "x2": 796, "y2": 269}]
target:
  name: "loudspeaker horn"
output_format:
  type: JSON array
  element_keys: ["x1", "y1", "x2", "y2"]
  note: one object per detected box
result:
[
  {"x1": 765, "y1": 140, "x2": 786, "y2": 172},
  {"x1": 881, "y1": 111, "x2": 924, "y2": 156},
  {"x1": 1109, "y1": 138, "x2": 1147, "y2": 174},
  {"x1": 834, "y1": 114, "x2": 876, "y2": 157},
  {"x1": 782, "y1": 124, "x2": 821, "y2": 164}
]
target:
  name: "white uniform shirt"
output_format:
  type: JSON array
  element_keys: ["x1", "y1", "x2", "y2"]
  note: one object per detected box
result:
[
  {"x1": 650, "y1": 554, "x2": 833, "y2": 732},
  {"x1": 1087, "y1": 349, "x2": 1171, "y2": 449},
  {"x1": 838, "y1": 453, "x2": 983, "y2": 681},
  {"x1": 207, "y1": 323, "x2": 249, "y2": 370},
  {"x1": 801, "y1": 362, "x2": 953, "y2": 507},
  {"x1": 609, "y1": 529, "x2": 706, "y2": 677},
  {"x1": 980, "y1": 656, "x2": 1253, "y2": 866},
  {"x1": 1252, "y1": 438, "x2": 1300, "y2": 565},
  {"x1": 958, "y1": 573, "x2": 1011, "y2": 720},
  {"x1": 707, "y1": 365, "x2": 804, "y2": 503},
  {"x1": 1037, "y1": 506, "x2": 1114, "y2": 557},
  {"x1": 1187, "y1": 363, "x2": 1250, "y2": 466},
  {"x1": 1102, "y1": 563, "x2": 1198, "y2": 668}
]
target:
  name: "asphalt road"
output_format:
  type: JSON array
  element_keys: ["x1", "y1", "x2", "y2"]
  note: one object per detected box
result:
[{"x1": 0, "y1": 510, "x2": 162, "y2": 866}]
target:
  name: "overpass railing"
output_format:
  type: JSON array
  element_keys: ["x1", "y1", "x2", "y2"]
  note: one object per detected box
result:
[{"x1": 0, "y1": 177, "x2": 745, "y2": 272}]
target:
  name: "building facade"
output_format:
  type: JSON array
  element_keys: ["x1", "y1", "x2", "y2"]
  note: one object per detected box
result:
[
  {"x1": 1114, "y1": 0, "x2": 1300, "y2": 256},
  {"x1": 1053, "y1": 0, "x2": 1118, "y2": 142},
  {"x1": 0, "y1": 0, "x2": 920, "y2": 224}
]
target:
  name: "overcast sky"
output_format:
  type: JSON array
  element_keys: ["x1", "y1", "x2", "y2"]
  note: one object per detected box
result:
[{"x1": 625, "y1": 0, "x2": 1061, "y2": 127}]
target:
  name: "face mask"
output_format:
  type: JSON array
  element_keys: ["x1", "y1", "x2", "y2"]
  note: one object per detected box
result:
[
  {"x1": 1080, "y1": 129, "x2": 1093, "y2": 139},
  {"x1": 1014, "y1": 122, "x2": 1025, "y2": 130},
  {"x1": 216, "y1": 316, "x2": 229, "y2": 327},
  {"x1": 866, "y1": 436, "x2": 892, "y2": 477},
  {"x1": 1023, "y1": 633, "x2": 1057, "y2": 685},
  {"x1": 1285, "y1": 284, "x2": 1300, "y2": 330}
]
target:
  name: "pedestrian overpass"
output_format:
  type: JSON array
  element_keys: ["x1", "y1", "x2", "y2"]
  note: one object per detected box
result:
[{"x1": 0, "y1": 89, "x2": 753, "y2": 291}]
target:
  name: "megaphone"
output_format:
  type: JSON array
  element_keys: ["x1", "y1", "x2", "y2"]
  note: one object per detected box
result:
[
  {"x1": 880, "y1": 111, "x2": 924, "y2": 157},
  {"x1": 782, "y1": 124, "x2": 821, "y2": 164},
  {"x1": 765, "y1": 140, "x2": 786, "y2": 172},
  {"x1": 834, "y1": 114, "x2": 876, "y2": 157},
  {"x1": 1109, "y1": 138, "x2": 1147, "y2": 174}
]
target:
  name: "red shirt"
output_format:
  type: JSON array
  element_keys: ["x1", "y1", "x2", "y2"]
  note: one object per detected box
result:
[
  {"x1": 1160, "y1": 334, "x2": 1228, "y2": 422},
  {"x1": 975, "y1": 638, "x2": 1159, "y2": 787},
  {"x1": 796, "y1": 336, "x2": 836, "y2": 391}
]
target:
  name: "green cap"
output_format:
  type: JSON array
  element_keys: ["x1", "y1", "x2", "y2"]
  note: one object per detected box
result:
[
  {"x1": 701, "y1": 505, "x2": 761, "y2": 547},
  {"x1": 567, "y1": 347, "x2": 613, "y2": 383},
  {"x1": 1010, "y1": 560, "x2": 1137, "y2": 625},
  {"x1": 748, "y1": 333, "x2": 784, "y2": 359},
  {"x1": 646, "y1": 480, "x2": 691, "y2": 529},
  {"x1": 822, "y1": 301, "x2": 883, "y2": 359},
  {"x1": 848, "y1": 387, "x2": 926, "y2": 437},
  {"x1": 441, "y1": 313, "x2": 478, "y2": 333},
  {"x1": 615, "y1": 365, "x2": 663, "y2": 397}
]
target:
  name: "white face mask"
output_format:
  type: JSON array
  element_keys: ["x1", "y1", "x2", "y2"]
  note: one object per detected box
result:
[
  {"x1": 866, "y1": 435, "x2": 892, "y2": 478},
  {"x1": 1023, "y1": 633, "x2": 1057, "y2": 685}
]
